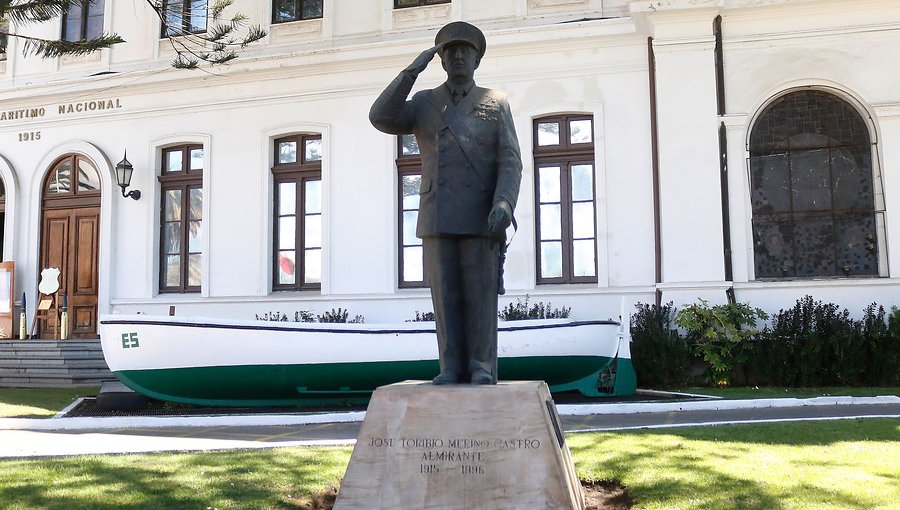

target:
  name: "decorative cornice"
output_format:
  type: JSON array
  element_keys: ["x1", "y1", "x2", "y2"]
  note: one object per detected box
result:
[
  {"x1": 872, "y1": 103, "x2": 900, "y2": 118},
  {"x1": 0, "y1": 17, "x2": 642, "y2": 105}
]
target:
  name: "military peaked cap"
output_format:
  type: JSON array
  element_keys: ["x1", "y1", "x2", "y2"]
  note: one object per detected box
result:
[{"x1": 435, "y1": 21, "x2": 486, "y2": 59}]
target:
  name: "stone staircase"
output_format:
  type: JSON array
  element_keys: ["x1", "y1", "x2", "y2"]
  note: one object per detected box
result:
[{"x1": 0, "y1": 339, "x2": 115, "y2": 387}]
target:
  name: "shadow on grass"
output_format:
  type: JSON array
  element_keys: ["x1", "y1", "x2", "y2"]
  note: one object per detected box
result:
[
  {"x1": 570, "y1": 418, "x2": 898, "y2": 510},
  {"x1": 573, "y1": 438, "x2": 863, "y2": 510},
  {"x1": 0, "y1": 447, "x2": 351, "y2": 509},
  {"x1": 573, "y1": 438, "x2": 784, "y2": 510}
]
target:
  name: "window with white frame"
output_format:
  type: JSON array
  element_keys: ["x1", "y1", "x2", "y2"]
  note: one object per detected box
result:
[
  {"x1": 533, "y1": 114, "x2": 598, "y2": 284},
  {"x1": 161, "y1": 0, "x2": 207, "y2": 37},
  {"x1": 159, "y1": 144, "x2": 204, "y2": 293},
  {"x1": 397, "y1": 134, "x2": 425, "y2": 288},
  {"x1": 272, "y1": 134, "x2": 323, "y2": 291},
  {"x1": 273, "y1": 0, "x2": 323, "y2": 23},
  {"x1": 394, "y1": 0, "x2": 450, "y2": 7},
  {"x1": 1, "y1": 20, "x2": 9, "y2": 59},
  {"x1": 62, "y1": 0, "x2": 105, "y2": 42}
]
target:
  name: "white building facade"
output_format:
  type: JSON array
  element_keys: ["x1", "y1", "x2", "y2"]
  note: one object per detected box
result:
[{"x1": 0, "y1": 0, "x2": 898, "y2": 338}]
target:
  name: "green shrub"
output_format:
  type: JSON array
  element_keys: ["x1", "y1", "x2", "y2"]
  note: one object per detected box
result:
[
  {"x1": 757, "y1": 296, "x2": 865, "y2": 386},
  {"x1": 887, "y1": 308, "x2": 900, "y2": 385},
  {"x1": 675, "y1": 299, "x2": 767, "y2": 386},
  {"x1": 753, "y1": 321, "x2": 794, "y2": 387},
  {"x1": 498, "y1": 295, "x2": 571, "y2": 321},
  {"x1": 859, "y1": 304, "x2": 886, "y2": 386},
  {"x1": 861, "y1": 304, "x2": 900, "y2": 386},
  {"x1": 256, "y1": 309, "x2": 363, "y2": 324},
  {"x1": 630, "y1": 302, "x2": 692, "y2": 387},
  {"x1": 256, "y1": 311, "x2": 288, "y2": 322},
  {"x1": 407, "y1": 311, "x2": 435, "y2": 322},
  {"x1": 294, "y1": 310, "x2": 316, "y2": 323},
  {"x1": 318, "y1": 308, "x2": 365, "y2": 324}
]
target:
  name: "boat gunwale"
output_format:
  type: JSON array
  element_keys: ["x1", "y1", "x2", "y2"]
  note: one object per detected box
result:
[{"x1": 99, "y1": 317, "x2": 620, "y2": 336}]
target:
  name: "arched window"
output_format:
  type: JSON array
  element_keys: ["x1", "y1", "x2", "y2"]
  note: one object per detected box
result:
[
  {"x1": 43, "y1": 154, "x2": 101, "y2": 207},
  {"x1": 749, "y1": 90, "x2": 882, "y2": 278}
]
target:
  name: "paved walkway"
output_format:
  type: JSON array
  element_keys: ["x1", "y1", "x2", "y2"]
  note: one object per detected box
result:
[{"x1": 1, "y1": 396, "x2": 897, "y2": 458}]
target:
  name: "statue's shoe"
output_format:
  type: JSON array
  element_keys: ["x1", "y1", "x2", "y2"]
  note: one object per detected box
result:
[
  {"x1": 470, "y1": 369, "x2": 494, "y2": 385},
  {"x1": 432, "y1": 372, "x2": 460, "y2": 385}
]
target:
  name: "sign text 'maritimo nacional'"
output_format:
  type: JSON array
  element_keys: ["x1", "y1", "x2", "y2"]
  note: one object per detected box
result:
[{"x1": 0, "y1": 97, "x2": 123, "y2": 122}]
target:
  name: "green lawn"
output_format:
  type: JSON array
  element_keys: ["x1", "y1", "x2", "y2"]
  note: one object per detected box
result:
[
  {"x1": 0, "y1": 387, "x2": 99, "y2": 418},
  {"x1": 0, "y1": 446, "x2": 351, "y2": 510},
  {"x1": 0, "y1": 418, "x2": 897, "y2": 509}
]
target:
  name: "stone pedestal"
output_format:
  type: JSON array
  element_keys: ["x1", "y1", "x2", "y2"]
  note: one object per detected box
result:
[{"x1": 333, "y1": 381, "x2": 584, "y2": 510}]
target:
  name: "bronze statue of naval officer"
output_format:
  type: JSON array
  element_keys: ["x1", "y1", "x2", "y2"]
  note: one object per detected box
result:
[{"x1": 369, "y1": 21, "x2": 522, "y2": 385}]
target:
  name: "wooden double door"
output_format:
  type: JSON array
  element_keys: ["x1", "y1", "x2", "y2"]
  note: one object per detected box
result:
[{"x1": 39, "y1": 207, "x2": 100, "y2": 339}]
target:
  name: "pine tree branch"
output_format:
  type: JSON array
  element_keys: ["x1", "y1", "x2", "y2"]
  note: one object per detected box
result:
[
  {"x1": 145, "y1": 0, "x2": 266, "y2": 68},
  {"x1": 14, "y1": 31, "x2": 124, "y2": 58},
  {"x1": 210, "y1": 0, "x2": 232, "y2": 20},
  {"x1": 241, "y1": 25, "x2": 266, "y2": 48},
  {"x1": 1, "y1": 0, "x2": 265, "y2": 67}
]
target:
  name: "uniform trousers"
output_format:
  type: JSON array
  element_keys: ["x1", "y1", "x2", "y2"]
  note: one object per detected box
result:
[{"x1": 424, "y1": 235, "x2": 501, "y2": 382}]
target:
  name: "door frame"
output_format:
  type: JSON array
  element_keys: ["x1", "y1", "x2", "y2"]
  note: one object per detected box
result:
[
  {"x1": 29, "y1": 142, "x2": 116, "y2": 335},
  {"x1": 39, "y1": 206, "x2": 101, "y2": 338}
]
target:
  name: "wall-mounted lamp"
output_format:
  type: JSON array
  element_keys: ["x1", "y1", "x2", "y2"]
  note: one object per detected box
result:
[{"x1": 115, "y1": 151, "x2": 141, "y2": 200}]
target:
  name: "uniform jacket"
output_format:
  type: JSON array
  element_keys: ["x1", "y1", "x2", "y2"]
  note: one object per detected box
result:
[{"x1": 370, "y1": 71, "x2": 522, "y2": 237}]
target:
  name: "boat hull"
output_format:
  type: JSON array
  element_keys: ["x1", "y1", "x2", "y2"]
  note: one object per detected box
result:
[{"x1": 100, "y1": 315, "x2": 635, "y2": 406}]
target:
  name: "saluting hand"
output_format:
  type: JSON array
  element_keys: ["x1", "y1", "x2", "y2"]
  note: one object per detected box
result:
[
  {"x1": 488, "y1": 201, "x2": 513, "y2": 234},
  {"x1": 405, "y1": 43, "x2": 443, "y2": 76}
]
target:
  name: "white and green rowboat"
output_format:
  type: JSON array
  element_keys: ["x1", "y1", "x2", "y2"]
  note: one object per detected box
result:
[{"x1": 99, "y1": 314, "x2": 636, "y2": 407}]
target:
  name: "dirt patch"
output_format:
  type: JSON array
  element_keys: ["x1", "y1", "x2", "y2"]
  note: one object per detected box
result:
[
  {"x1": 582, "y1": 479, "x2": 634, "y2": 510},
  {"x1": 294, "y1": 484, "x2": 338, "y2": 509},
  {"x1": 295, "y1": 479, "x2": 632, "y2": 509}
]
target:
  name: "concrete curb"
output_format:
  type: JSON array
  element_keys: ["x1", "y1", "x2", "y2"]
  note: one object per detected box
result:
[
  {"x1": 0, "y1": 410, "x2": 367, "y2": 431},
  {"x1": 1, "y1": 396, "x2": 897, "y2": 432},
  {"x1": 570, "y1": 414, "x2": 900, "y2": 433},
  {"x1": 557, "y1": 395, "x2": 900, "y2": 416}
]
